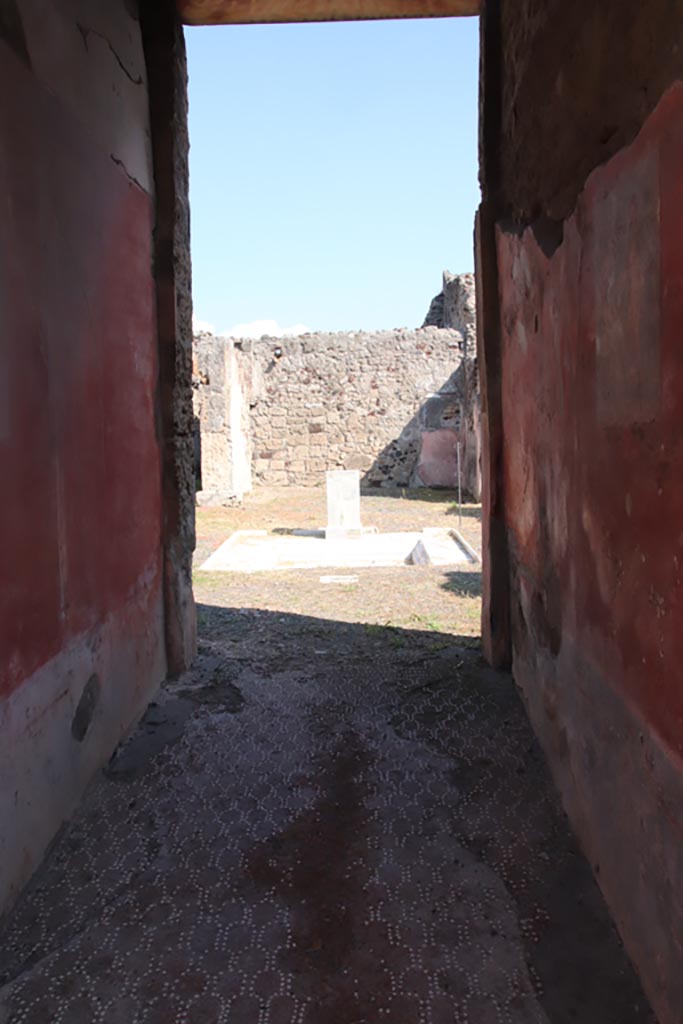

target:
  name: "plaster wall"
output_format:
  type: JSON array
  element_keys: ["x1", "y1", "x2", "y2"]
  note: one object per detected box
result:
[
  {"x1": 193, "y1": 334, "x2": 254, "y2": 501},
  {"x1": 488, "y1": 3, "x2": 683, "y2": 1012},
  {"x1": 0, "y1": 0, "x2": 165, "y2": 916}
]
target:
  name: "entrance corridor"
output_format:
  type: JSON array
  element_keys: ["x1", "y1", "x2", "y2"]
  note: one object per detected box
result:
[{"x1": 0, "y1": 492, "x2": 655, "y2": 1023}]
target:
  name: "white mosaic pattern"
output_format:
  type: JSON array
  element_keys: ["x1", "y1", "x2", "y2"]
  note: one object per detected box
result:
[{"x1": 0, "y1": 611, "x2": 656, "y2": 1023}]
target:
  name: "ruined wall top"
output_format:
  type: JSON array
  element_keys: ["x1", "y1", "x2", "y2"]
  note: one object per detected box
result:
[{"x1": 423, "y1": 271, "x2": 476, "y2": 338}]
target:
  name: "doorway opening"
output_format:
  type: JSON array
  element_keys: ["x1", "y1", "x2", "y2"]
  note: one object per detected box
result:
[{"x1": 187, "y1": 17, "x2": 483, "y2": 640}]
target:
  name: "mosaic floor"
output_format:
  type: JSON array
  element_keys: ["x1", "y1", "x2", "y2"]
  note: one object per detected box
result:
[{"x1": 0, "y1": 608, "x2": 655, "y2": 1023}]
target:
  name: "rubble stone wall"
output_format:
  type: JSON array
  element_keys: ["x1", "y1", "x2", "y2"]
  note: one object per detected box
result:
[
  {"x1": 193, "y1": 273, "x2": 478, "y2": 499},
  {"x1": 247, "y1": 326, "x2": 467, "y2": 488}
]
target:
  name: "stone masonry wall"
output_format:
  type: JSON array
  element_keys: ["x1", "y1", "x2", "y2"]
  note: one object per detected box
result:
[
  {"x1": 193, "y1": 273, "x2": 478, "y2": 498},
  {"x1": 248, "y1": 327, "x2": 466, "y2": 487}
]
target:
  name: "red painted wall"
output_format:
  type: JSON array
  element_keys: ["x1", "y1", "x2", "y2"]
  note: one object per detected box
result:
[
  {"x1": 1, "y1": 73, "x2": 162, "y2": 697},
  {"x1": 497, "y1": 84, "x2": 683, "y2": 1020},
  {"x1": 0, "y1": 3, "x2": 166, "y2": 914},
  {"x1": 0, "y1": 22, "x2": 162, "y2": 696}
]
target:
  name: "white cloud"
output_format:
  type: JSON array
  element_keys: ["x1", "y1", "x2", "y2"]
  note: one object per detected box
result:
[
  {"x1": 193, "y1": 316, "x2": 216, "y2": 334},
  {"x1": 226, "y1": 319, "x2": 311, "y2": 340}
]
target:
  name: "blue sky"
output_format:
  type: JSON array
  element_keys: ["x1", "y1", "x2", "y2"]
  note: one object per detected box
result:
[{"x1": 186, "y1": 17, "x2": 480, "y2": 336}]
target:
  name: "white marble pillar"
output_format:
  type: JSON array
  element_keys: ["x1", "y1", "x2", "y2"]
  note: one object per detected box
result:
[{"x1": 325, "y1": 470, "x2": 362, "y2": 539}]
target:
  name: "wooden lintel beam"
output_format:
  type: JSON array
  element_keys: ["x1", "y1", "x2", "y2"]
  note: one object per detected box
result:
[{"x1": 179, "y1": 0, "x2": 478, "y2": 26}]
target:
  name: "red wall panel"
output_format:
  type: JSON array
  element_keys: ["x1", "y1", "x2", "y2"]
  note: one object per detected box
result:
[
  {"x1": 0, "y1": 43, "x2": 162, "y2": 697},
  {"x1": 499, "y1": 83, "x2": 683, "y2": 755},
  {"x1": 497, "y1": 83, "x2": 683, "y2": 1020}
]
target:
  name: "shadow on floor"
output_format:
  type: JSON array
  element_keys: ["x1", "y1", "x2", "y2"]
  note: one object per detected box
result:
[
  {"x1": 446, "y1": 502, "x2": 482, "y2": 521},
  {"x1": 0, "y1": 607, "x2": 655, "y2": 1024},
  {"x1": 440, "y1": 570, "x2": 482, "y2": 598},
  {"x1": 360, "y1": 485, "x2": 459, "y2": 503},
  {"x1": 357, "y1": 486, "x2": 482, "y2": 521}
]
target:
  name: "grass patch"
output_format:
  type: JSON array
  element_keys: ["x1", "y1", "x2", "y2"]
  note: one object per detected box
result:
[
  {"x1": 363, "y1": 623, "x2": 410, "y2": 648},
  {"x1": 408, "y1": 613, "x2": 443, "y2": 632}
]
